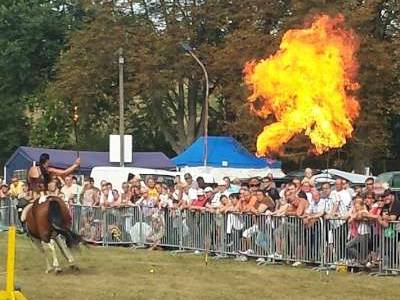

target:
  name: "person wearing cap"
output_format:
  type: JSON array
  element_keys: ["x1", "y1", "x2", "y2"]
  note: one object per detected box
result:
[
  {"x1": 380, "y1": 189, "x2": 400, "y2": 224},
  {"x1": 204, "y1": 186, "x2": 214, "y2": 203},
  {"x1": 190, "y1": 189, "x2": 209, "y2": 211},
  {"x1": 206, "y1": 180, "x2": 229, "y2": 212}
]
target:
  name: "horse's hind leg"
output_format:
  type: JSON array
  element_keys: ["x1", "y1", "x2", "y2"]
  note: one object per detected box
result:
[
  {"x1": 31, "y1": 237, "x2": 53, "y2": 274},
  {"x1": 46, "y1": 240, "x2": 62, "y2": 273},
  {"x1": 55, "y1": 235, "x2": 79, "y2": 272}
]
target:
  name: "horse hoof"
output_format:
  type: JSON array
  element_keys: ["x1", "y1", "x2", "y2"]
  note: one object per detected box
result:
[
  {"x1": 69, "y1": 265, "x2": 80, "y2": 272},
  {"x1": 55, "y1": 268, "x2": 63, "y2": 274}
]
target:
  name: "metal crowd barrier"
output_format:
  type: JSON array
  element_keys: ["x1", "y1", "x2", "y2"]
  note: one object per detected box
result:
[
  {"x1": 2, "y1": 200, "x2": 398, "y2": 275},
  {"x1": 381, "y1": 221, "x2": 400, "y2": 274},
  {"x1": 68, "y1": 204, "x2": 400, "y2": 274},
  {"x1": 0, "y1": 198, "x2": 21, "y2": 231}
]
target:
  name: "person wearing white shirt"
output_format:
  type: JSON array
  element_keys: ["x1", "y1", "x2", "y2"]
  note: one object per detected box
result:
[
  {"x1": 331, "y1": 179, "x2": 352, "y2": 218},
  {"x1": 207, "y1": 181, "x2": 230, "y2": 211},
  {"x1": 320, "y1": 182, "x2": 335, "y2": 215},
  {"x1": 61, "y1": 175, "x2": 79, "y2": 205},
  {"x1": 306, "y1": 190, "x2": 326, "y2": 216},
  {"x1": 99, "y1": 183, "x2": 114, "y2": 207}
]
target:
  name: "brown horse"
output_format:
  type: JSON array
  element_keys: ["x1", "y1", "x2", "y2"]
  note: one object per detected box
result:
[{"x1": 26, "y1": 196, "x2": 81, "y2": 273}]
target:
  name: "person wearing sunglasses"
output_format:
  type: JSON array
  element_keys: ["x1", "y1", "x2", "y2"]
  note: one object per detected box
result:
[{"x1": 248, "y1": 177, "x2": 260, "y2": 194}]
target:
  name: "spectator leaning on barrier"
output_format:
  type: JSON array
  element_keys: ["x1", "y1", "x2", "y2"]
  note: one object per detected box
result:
[
  {"x1": 82, "y1": 177, "x2": 99, "y2": 207},
  {"x1": 285, "y1": 187, "x2": 309, "y2": 217},
  {"x1": 239, "y1": 186, "x2": 257, "y2": 213},
  {"x1": 99, "y1": 181, "x2": 114, "y2": 208},
  {"x1": 183, "y1": 173, "x2": 198, "y2": 203},
  {"x1": 331, "y1": 178, "x2": 352, "y2": 218},
  {"x1": 206, "y1": 180, "x2": 228, "y2": 211},
  {"x1": 379, "y1": 189, "x2": 400, "y2": 225},
  {"x1": 346, "y1": 196, "x2": 371, "y2": 264},
  {"x1": 190, "y1": 189, "x2": 208, "y2": 211},
  {"x1": 320, "y1": 182, "x2": 334, "y2": 214},
  {"x1": 61, "y1": 175, "x2": 77, "y2": 205},
  {"x1": 304, "y1": 190, "x2": 326, "y2": 226}
]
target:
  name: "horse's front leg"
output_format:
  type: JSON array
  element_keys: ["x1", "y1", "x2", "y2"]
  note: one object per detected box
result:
[{"x1": 54, "y1": 235, "x2": 79, "y2": 272}]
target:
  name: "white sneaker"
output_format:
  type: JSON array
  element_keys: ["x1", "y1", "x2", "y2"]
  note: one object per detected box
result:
[
  {"x1": 235, "y1": 255, "x2": 248, "y2": 262},
  {"x1": 292, "y1": 261, "x2": 302, "y2": 267},
  {"x1": 256, "y1": 257, "x2": 265, "y2": 263},
  {"x1": 239, "y1": 249, "x2": 255, "y2": 255},
  {"x1": 366, "y1": 262, "x2": 373, "y2": 268},
  {"x1": 194, "y1": 250, "x2": 201, "y2": 255}
]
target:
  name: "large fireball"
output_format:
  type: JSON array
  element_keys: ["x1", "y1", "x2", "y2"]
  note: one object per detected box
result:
[{"x1": 244, "y1": 14, "x2": 360, "y2": 156}]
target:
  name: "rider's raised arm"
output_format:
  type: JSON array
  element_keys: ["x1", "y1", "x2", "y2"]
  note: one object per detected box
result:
[{"x1": 48, "y1": 158, "x2": 80, "y2": 177}]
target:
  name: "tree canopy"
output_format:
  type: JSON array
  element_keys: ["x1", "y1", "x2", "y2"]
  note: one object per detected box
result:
[{"x1": 0, "y1": 0, "x2": 399, "y2": 173}]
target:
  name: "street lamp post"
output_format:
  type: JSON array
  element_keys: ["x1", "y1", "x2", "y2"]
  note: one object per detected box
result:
[{"x1": 180, "y1": 42, "x2": 209, "y2": 167}]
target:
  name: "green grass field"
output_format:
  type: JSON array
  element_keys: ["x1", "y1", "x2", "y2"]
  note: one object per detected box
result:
[{"x1": 0, "y1": 232, "x2": 399, "y2": 300}]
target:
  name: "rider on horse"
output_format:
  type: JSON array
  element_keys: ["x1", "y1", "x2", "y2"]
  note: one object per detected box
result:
[{"x1": 20, "y1": 153, "x2": 80, "y2": 230}]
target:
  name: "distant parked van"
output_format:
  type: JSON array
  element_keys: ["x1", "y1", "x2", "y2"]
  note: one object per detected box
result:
[
  {"x1": 90, "y1": 166, "x2": 181, "y2": 191},
  {"x1": 377, "y1": 171, "x2": 400, "y2": 189}
]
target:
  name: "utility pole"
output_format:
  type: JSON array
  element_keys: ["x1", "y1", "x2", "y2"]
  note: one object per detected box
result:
[{"x1": 119, "y1": 48, "x2": 125, "y2": 167}]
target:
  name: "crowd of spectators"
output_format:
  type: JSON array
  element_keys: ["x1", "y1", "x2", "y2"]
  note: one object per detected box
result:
[{"x1": 1, "y1": 169, "x2": 399, "y2": 267}]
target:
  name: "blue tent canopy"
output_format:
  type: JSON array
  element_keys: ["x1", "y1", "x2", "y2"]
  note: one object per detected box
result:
[
  {"x1": 172, "y1": 136, "x2": 281, "y2": 169},
  {"x1": 5, "y1": 146, "x2": 175, "y2": 182}
]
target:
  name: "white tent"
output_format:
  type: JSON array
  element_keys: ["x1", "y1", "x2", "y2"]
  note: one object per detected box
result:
[
  {"x1": 180, "y1": 166, "x2": 286, "y2": 183},
  {"x1": 313, "y1": 169, "x2": 374, "y2": 185}
]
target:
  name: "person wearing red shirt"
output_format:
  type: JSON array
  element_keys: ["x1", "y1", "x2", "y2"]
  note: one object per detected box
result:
[{"x1": 190, "y1": 189, "x2": 209, "y2": 211}]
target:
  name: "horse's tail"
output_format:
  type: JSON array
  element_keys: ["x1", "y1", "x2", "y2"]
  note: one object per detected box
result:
[{"x1": 48, "y1": 200, "x2": 81, "y2": 248}]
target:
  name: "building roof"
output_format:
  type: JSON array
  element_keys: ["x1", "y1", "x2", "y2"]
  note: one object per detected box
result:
[{"x1": 6, "y1": 146, "x2": 176, "y2": 171}]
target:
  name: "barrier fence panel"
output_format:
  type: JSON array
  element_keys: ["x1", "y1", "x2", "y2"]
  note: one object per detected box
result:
[
  {"x1": 0, "y1": 198, "x2": 11, "y2": 230},
  {"x1": 381, "y1": 221, "x2": 400, "y2": 274},
  {"x1": 65, "y1": 205, "x2": 400, "y2": 274},
  {"x1": 0, "y1": 198, "x2": 21, "y2": 230}
]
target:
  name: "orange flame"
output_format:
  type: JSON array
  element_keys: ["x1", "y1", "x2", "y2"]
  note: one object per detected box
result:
[{"x1": 244, "y1": 14, "x2": 360, "y2": 156}]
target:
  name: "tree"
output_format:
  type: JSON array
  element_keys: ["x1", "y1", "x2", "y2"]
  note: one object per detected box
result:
[
  {"x1": 214, "y1": 0, "x2": 400, "y2": 172},
  {"x1": 0, "y1": 0, "x2": 84, "y2": 167}
]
